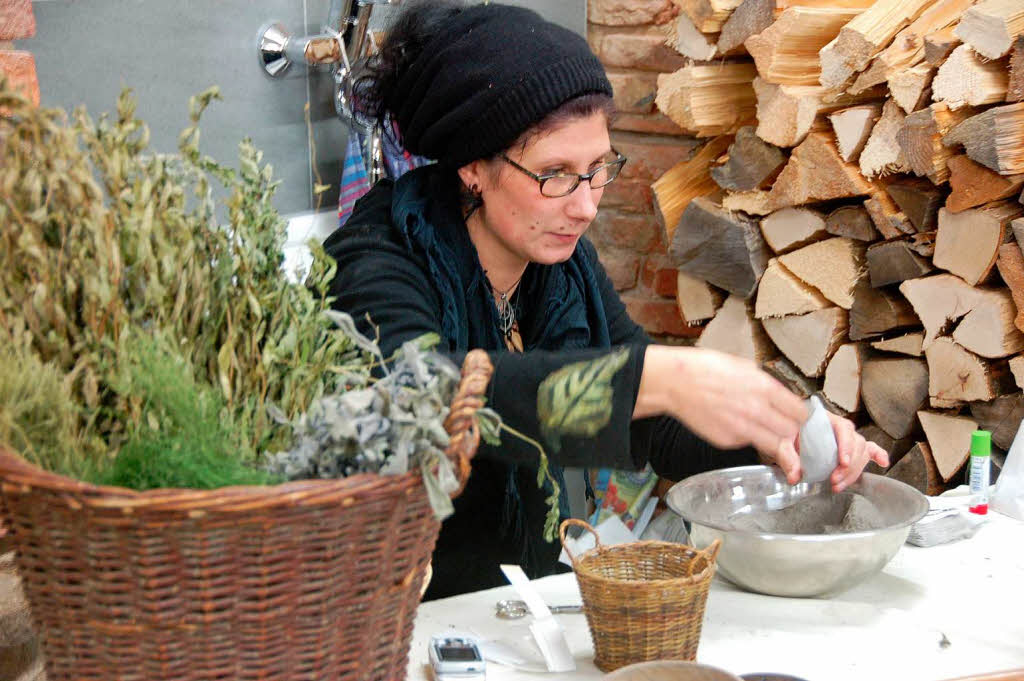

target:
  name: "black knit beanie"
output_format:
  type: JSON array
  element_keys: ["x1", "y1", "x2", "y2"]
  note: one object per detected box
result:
[{"x1": 388, "y1": 3, "x2": 613, "y2": 168}]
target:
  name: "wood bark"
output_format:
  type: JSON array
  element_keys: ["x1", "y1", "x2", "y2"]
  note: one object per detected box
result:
[
  {"x1": 934, "y1": 202, "x2": 1022, "y2": 286},
  {"x1": 943, "y1": 102, "x2": 1024, "y2": 176},
  {"x1": 1009, "y1": 35, "x2": 1024, "y2": 102},
  {"x1": 885, "y1": 179, "x2": 943, "y2": 231},
  {"x1": 668, "y1": 196, "x2": 771, "y2": 298},
  {"x1": 767, "y1": 131, "x2": 874, "y2": 208},
  {"x1": 924, "y1": 26, "x2": 961, "y2": 65},
  {"x1": 850, "y1": 278, "x2": 920, "y2": 340},
  {"x1": 710, "y1": 126, "x2": 787, "y2": 192},
  {"x1": 754, "y1": 258, "x2": 831, "y2": 319},
  {"x1": 676, "y1": 271, "x2": 726, "y2": 325},
  {"x1": 763, "y1": 357, "x2": 818, "y2": 400},
  {"x1": 896, "y1": 102, "x2": 976, "y2": 184},
  {"x1": 696, "y1": 294, "x2": 777, "y2": 361},
  {"x1": 953, "y1": 0, "x2": 1024, "y2": 59},
  {"x1": 777, "y1": 237, "x2": 866, "y2": 309},
  {"x1": 823, "y1": 342, "x2": 868, "y2": 413},
  {"x1": 932, "y1": 45, "x2": 1010, "y2": 110},
  {"x1": 656, "y1": 62, "x2": 759, "y2": 137},
  {"x1": 864, "y1": 187, "x2": 915, "y2": 239},
  {"x1": 718, "y1": 0, "x2": 775, "y2": 55},
  {"x1": 825, "y1": 204, "x2": 879, "y2": 241},
  {"x1": 918, "y1": 410, "x2": 978, "y2": 481},
  {"x1": 860, "y1": 423, "x2": 914, "y2": 473},
  {"x1": 762, "y1": 308, "x2": 849, "y2": 378},
  {"x1": 867, "y1": 239, "x2": 935, "y2": 287},
  {"x1": 861, "y1": 357, "x2": 930, "y2": 439},
  {"x1": 995, "y1": 241, "x2": 1024, "y2": 334},
  {"x1": 886, "y1": 442, "x2": 944, "y2": 495},
  {"x1": 653, "y1": 135, "x2": 733, "y2": 243},
  {"x1": 971, "y1": 392, "x2": 1024, "y2": 450},
  {"x1": 946, "y1": 155, "x2": 1024, "y2": 213},
  {"x1": 829, "y1": 104, "x2": 882, "y2": 163}
]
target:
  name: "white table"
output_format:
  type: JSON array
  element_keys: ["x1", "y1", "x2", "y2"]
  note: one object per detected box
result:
[{"x1": 408, "y1": 510, "x2": 1024, "y2": 681}]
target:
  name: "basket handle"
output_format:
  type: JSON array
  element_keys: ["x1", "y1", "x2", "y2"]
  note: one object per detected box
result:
[
  {"x1": 559, "y1": 518, "x2": 600, "y2": 564},
  {"x1": 442, "y1": 349, "x2": 493, "y2": 498},
  {"x1": 685, "y1": 538, "x2": 722, "y2": 577}
]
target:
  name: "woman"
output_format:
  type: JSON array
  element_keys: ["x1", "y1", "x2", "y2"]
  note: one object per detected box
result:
[{"x1": 323, "y1": 0, "x2": 888, "y2": 600}]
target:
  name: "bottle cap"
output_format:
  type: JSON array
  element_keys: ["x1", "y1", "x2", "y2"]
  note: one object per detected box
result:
[{"x1": 970, "y1": 430, "x2": 991, "y2": 457}]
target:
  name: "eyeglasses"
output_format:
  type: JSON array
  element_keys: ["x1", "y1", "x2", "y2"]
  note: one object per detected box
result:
[{"x1": 500, "y1": 149, "x2": 628, "y2": 198}]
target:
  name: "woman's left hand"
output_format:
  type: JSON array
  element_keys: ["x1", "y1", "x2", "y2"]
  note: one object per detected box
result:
[{"x1": 826, "y1": 412, "x2": 889, "y2": 493}]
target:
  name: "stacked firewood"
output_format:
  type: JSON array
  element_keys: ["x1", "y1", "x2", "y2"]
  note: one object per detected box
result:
[{"x1": 653, "y1": 0, "x2": 1024, "y2": 494}]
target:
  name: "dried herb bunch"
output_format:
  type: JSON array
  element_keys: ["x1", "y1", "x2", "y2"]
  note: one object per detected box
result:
[{"x1": 0, "y1": 79, "x2": 366, "y2": 477}]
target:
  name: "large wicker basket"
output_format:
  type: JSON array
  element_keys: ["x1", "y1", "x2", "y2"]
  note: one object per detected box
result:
[
  {"x1": 0, "y1": 350, "x2": 493, "y2": 681},
  {"x1": 560, "y1": 518, "x2": 721, "y2": 673}
]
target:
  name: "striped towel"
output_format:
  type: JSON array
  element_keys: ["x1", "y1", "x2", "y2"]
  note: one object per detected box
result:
[{"x1": 337, "y1": 130, "x2": 371, "y2": 227}]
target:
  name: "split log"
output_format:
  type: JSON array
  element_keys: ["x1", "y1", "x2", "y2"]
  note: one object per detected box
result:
[
  {"x1": 762, "y1": 307, "x2": 849, "y2": 378},
  {"x1": 722, "y1": 190, "x2": 775, "y2": 215},
  {"x1": 763, "y1": 357, "x2": 817, "y2": 400},
  {"x1": 925, "y1": 337, "x2": 1005, "y2": 404},
  {"x1": 718, "y1": 0, "x2": 775, "y2": 55},
  {"x1": 752, "y1": 78, "x2": 884, "y2": 148},
  {"x1": 871, "y1": 332, "x2": 926, "y2": 356},
  {"x1": 861, "y1": 357, "x2": 930, "y2": 439},
  {"x1": 886, "y1": 442, "x2": 944, "y2": 495},
  {"x1": 653, "y1": 135, "x2": 733, "y2": 243},
  {"x1": 860, "y1": 99, "x2": 911, "y2": 178},
  {"x1": 849, "y1": 278, "x2": 919, "y2": 340},
  {"x1": 889, "y1": 63, "x2": 935, "y2": 115},
  {"x1": 924, "y1": 26, "x2": 961, "y2": 65},
  {"x1": 745, "y1": 7, "x2": 862, "y2": 86},
  {"x1": 932, "y1": 45, "x2": 1009, "y2": 110},
  {"x1": 867, "y1": 239, "x2": 935, "y2": 287},
  {"x1": 885, "y1": 179, "x2": 942, "y2": 231},
  {"x1": 823, "y1": 342, "x2": 868, "y2": 412},
  {"x1": 971, "y1": 392, "x2": 1024, "y2": 450},
  {"x1": 676, "y1": 0, "x2": 745, "y2": 33},
  {"x1": 1010, "y1": 356, "x2": 1024, "y2": 389},
  {"x1": 1009, "y1": 35, "x2": 1024, "y2": 102},
  {"x1": 710, "y1": 126, "x2": 787, "y2": 192},
  {"x1": 1015, "y1": 218, "x2": 1024, "y2": 250},
  {"x1": 668, "y1": 196, "x2": 770, "y2": 298},
  {"x1": 759, "y1": 207, "x2": 829, "y2": 254},
  {"x1": 754, "y1": 258, "x2": 831, "y2": 319},
  {"x1": 656, "y1": 63, "x2": 759, "y2": 137},
  {"x1": 668, "y1": 12, "x2": 719, "y2": 61},
  {"x1": 767, "y1": 131, "x2": 874, "y2": 208},
  {"x1": 696, "y1": 294, "x2": 776, "y2": 361},
  {"x1": 817, "y1": 0, "x2": 937, "y2": 92},
  {"x1": 946, "y1": 155, "x2": 1024, "y2": 213},
  {"x1": 996, "y1": 241, "x2": 1024, "y2": 333},
  {"x1": 776, "y1": 0, "x2": 875, "y2": 7},
  {"x1": 934, "y1": 202, "x2": 1023, "y2": 286},
  {"x1": 829, "y1": 104, "x2": 882, "y2": 163},
  {"x1": 943, "y1": 103, "x2": 1024, "y2": 176},
  {"x1": 825, "y1": 204, "x2": 879, "y2": 241},
  {"x1": 953, "y1": 0, "x2": 1024, "y2": 59},
  {"x1": 900, "y1": 273, "x2": 1024, "y2": 358},
  {"x1": 896, "y1": 102, "x2": 976, "y2": 184},
  {"x1": 864, "y1": 187, "x2": 915, "y2": 239},
  {"x1": 860, "y1": 423, "x2": 914, "y2": 472},
  {"x1": 777, "y1": 237, "x2": 866, "y2": 309},
  {"x1": 676, "y1": 271, "x2": 725, "y2": 324},
  {"x1": 918, "y1": 410, "x2": 978, "y2": 481},
  {"x1": 849, "y1": 0, "x2": 971, "y2": 96}
]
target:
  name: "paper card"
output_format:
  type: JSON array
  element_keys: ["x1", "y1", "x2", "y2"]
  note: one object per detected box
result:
[
  {"x1": 499, "y1": 565, "x2": 576, "y2": 673},
  {"x1": 557, "y1": 513, "x2": 636, "y2": 567}
]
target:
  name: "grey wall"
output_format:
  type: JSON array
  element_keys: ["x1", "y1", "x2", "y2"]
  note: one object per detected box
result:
[{"x1": 27, "y1": 0, "x2": 586, "y2": 218}]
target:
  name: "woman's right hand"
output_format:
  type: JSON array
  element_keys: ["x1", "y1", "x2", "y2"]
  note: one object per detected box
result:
[{"x1": 635, "y1": 345, "x2": 809, "y2": 482}]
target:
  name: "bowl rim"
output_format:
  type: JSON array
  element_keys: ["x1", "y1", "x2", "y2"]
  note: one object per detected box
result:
[{"x1": 666, "y1": 465, "x2": 930, "y2": 540}]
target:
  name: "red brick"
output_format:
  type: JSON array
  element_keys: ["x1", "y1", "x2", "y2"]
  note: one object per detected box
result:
[
  {"x1": 592, "y1": 26, "x2": 688, "y2": 72},
  {"x1": 0, "y1": 51, "x2": 38, "y2": 105},
  {"x1": 621, "y1": 292, "x2": 700, "y2": 337},
  {"x1": 600, "y1": 177, "x2": 654, "y2": 213},
  {"x1": 595, "y1": 247, "x2": 641, "y2": 291},
  {"x1": 589, "y1": 209, "x2": 661, "y2": 252},
  {"x1": 612, "y1": 112, "x2": 687, "y2": 136},
  {"x1": 589, "y1": 0, "x2": 676, "y2": 26},
  {"x1": 641, "y1": 255, "x2": 679, "y2": 298},
  {"x1": 613, "y1": 131, "x2": 700, "y2": 182},
  {"x1": 0, "y1": 0, "x2": 34, "y2": 40},
  {"x1": 607, "y1": 70, "x2": 659, "y2": 115}
]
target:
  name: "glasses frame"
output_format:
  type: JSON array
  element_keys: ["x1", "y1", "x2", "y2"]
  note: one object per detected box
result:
[{"x1": 500, "y1": 149, "x2": 628, "y2": 198}]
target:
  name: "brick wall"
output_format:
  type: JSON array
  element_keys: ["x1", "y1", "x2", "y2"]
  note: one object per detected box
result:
[
  {"x1": 588, "y1": 0, "x2": 701, "y2": 339},
  {"x1": 0, "y1": 0, "x2": 38, "y2": 105}
]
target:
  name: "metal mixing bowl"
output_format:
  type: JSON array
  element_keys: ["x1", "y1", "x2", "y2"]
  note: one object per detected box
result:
[{"x1": 665, "y1": 466, "x2": 929, "y2": 598}]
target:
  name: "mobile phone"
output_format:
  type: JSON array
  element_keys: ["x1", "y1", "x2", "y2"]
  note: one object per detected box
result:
[{"x1": 428, "y1": 631, "x2": 486, "y2": 678}]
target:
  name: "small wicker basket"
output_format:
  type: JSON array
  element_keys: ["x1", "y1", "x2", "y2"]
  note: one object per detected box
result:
[
  {"x1": 559, "y1": 518, "x2": 721, "y2": 673},
  {"x1": 0, "y1": 350, "x2": 493, "y2": 681}
]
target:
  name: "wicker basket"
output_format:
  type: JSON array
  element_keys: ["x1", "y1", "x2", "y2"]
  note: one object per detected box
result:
[
  {"x1": 559, "y1": 518, "x2": 721, "y2": 673},
  {"x1": 0, "y1": 350, "x2": 493, "y2": 681}
]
